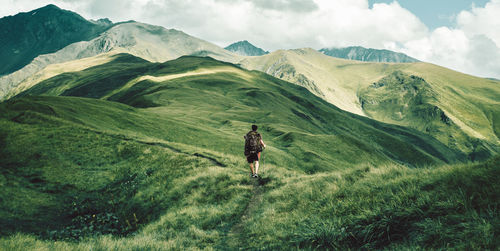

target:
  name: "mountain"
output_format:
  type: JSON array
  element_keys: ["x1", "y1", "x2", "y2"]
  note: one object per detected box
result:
[
  {"x1": 0, "y1": 21, "x2": 241, "y2": 100},
  {"x1": 0, "y1": 55, "x2": 497, "y2": 250},
  {"x1": 1, "y1": 4, "x2": 497, "y2": 161},
  {"x1": 0, "y1": 4, "x2": 112, "y2": 77},
  {"x1": 240, "y1": 48, "x2": 500, "y2": 159},
  {"x1": 319, "y1": 46, "x2": 419, "y2": 63},
  {"x1": 12, "y1": 54, "x2": 461, "y2": 167},
  {"x1": 225, "y1": 40, "x2": 269, "y2": 56}
]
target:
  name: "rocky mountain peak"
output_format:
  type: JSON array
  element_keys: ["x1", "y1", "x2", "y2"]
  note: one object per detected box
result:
[{"x1": 225, "y1": 40, "x2": 269, "y2": 56}]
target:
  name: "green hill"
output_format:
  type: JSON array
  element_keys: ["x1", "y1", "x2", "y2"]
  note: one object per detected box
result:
[
  {"x1": 241, "y1": 49, "x2": 500, "y2": 159},
  {"x1": 1, "y1": 55, "x2": 498, "y2": 250},
  {"x1": 13, "y1": 54, "x2": 463, "y2": 168}
]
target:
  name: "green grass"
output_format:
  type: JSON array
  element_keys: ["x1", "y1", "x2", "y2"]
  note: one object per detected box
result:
[
  {"x1": 0, "y1": 107, "x2": 251, "y2": 248},
  {"x1": 358, "y1": 71, "x2": 496, "y2": 158},
  {"x1": 240, "y1": 157, "x2": 499, "y2": 250},
  {"x1": 241, "y1": 49, "x2": 500, "y2": 159},
  {"x1": 15, "y1": 54, "x2": 466, "y2": 168},
  {"x1": 0, "y1": 55, "x2": 498, "y2": 250}
]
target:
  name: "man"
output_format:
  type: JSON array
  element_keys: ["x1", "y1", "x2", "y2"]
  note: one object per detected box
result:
[{"x1": 244, "y1": 124, "x2": 266, "y2": 178}]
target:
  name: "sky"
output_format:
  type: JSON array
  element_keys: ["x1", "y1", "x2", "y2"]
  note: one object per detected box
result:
[
  {"x1": 368, "y1": 0, "x2": 491, "y2": 29},
  {"x1": 1, "y1": 0, "x2": 500, "y2": 79}
]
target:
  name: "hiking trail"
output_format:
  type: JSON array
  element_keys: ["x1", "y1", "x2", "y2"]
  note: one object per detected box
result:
[{"x1": 224, "y1": 178, "x2": 265, "y2": 249}]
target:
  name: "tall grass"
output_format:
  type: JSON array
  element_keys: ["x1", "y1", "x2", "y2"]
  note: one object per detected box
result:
[
  {"x1": 1, "y1": 156, "x2": 497, "y2": 250},
  {"x1": 240, "y1": 157, "x2": 499, "y2": 250}
]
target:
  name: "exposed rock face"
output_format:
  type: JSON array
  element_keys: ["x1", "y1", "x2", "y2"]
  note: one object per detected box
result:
[
  {"x1": 262, "y1": 60, "x2": 325, "y2": 99},
  {"x1": 0, "y1": 4, "x2": 112, "y2": 76},
  {"x1": 225, "y1": 40, "x2": 269, "y2": 56},
  {"x1": 319, "y1": 46, "x2": 419, "y2": 63}
]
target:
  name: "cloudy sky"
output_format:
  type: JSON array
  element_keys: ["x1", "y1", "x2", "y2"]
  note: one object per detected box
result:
[{"x1": 2, "y1": 0, "x2": 500, "y2": 78}]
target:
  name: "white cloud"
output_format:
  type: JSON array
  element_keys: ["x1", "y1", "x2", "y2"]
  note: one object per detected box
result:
[
  {"x1": 1, "y1": 0, "x2": 499, "y2": 78},
  {"x1": 457, "y1": 0, "x2": 500, "y2": 47},
  {"x1": 399, "y1": 0, "x2": 500, "y2": 78},
  {"x1": 402, "y1": 27, "x2": 469, "y2": 68}
]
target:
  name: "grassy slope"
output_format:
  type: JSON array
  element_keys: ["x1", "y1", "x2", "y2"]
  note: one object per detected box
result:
[
  {"x1": 404, "y1": 62, "x2": 500, "y2": 142},
  {"x1": 243, "y1": 155, "x2": 499, "y2": 250},
  {"x1": 240, "y1": 49, "x2": 500, "y2": 159},
  {"x1": 0, "y1": 55, "x2": 497, "y2": 249},
  {"x1": 357, "y1": 71, "x2": 496, "y2": 160},
  {"x1": 239, "y1": 48, "x2": 396, "y2": 116},
  {"x1": 3, "y1": 50, "x2": 123, "y2": 100},
  {"x1": 8, "y1": 47, "x2": 498, "y2": 159},
  {"x1": 14, "y1": 54, "x2": 463, "y2": 168},
  {"x1": 0, "y1": 97, "x2": 251, "y2": 248}
]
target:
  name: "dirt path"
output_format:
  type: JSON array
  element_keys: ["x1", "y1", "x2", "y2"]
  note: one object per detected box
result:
[
  {"x1": 101, "y1": 66, "x2": 251, "y2": 99},
  {"x1": 224, "y1": 178, "x2": 264, "y2": 250}
]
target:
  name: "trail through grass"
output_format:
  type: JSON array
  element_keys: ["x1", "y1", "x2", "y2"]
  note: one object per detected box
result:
[{"x1": 224, "y1": 177, "x2": 269, "y2": 249}]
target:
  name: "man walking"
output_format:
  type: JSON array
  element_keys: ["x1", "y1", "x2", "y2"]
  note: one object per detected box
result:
[{"x1": 244, "y1": 125, "x2": 266, "y2": 178}]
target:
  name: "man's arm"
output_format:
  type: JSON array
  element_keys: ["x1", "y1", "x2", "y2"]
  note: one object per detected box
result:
[{"x1": 260, "y1": 139, "x2": 266, "y2": 149}]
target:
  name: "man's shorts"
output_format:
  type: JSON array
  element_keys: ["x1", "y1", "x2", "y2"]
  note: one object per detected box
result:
[{"x1": 246, "y1": 152, "x2": 261, "y2": 163}]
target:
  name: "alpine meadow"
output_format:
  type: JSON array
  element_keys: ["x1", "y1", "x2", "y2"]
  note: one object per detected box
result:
[{"x1": 0, "y1": 4, "x2": 499, "y2": 250}]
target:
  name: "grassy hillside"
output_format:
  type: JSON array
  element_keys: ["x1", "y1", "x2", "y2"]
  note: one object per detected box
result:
[
  {"x1": 0, "y1": 98, "x2": 497, "y2": 249},
  {"x1": 240, "y1": 49, "x2": 500, "y2": 159},
  {"x1": 14, "y1": 54, "x2": 464, "y2": 168},
  {"x1": 3, "y1": 51, "x2": 122, "y2": 101},
  {"x1": 0, "y1": 55, "x2": 497, "y2": 249}
]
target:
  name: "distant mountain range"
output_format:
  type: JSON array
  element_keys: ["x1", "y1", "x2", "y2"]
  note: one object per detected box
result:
[
  {"x1": 224, "y1": 41, "x2": 418, "y2": 63},
  {"x1": 319, "y1": 46, "x2": 419, "y2": 63},
  {"x1": 0, "y1": 4, "x2": 112, "y2": 76},
  {"x1": 224, "y1": 40, "x2": 269, "y2": 56}
]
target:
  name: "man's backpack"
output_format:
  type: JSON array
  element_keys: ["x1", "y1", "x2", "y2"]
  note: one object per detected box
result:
[{"x1": 244, "y1": 131, "x2": 262, "y2": 156}]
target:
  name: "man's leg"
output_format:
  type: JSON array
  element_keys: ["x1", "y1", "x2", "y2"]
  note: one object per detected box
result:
[
  {"x1": 249, "y1": 162, "x2": 254, "y2": 176},
  {"x1": 254, "y1": 161, "x2": 259, "y2": 176},
  {"x1": 254, "y1": 152, "x2": 261, "y2": 176}
]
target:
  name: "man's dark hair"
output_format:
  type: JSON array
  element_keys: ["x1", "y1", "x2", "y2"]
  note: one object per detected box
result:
[{"x1": 252, "y1": 125, "x2": 258, "y2": 131}]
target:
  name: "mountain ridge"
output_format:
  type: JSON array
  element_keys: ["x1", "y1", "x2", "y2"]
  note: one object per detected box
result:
[
  {"x1": 319, "y1": 46, "x2": 419, "y2": 63},
  {"x1": 12, "y1": 53, "x2": 465, "y2": 167},
  {"x1": 0, "y1": 21, "x2": 241, "y2": 100}
]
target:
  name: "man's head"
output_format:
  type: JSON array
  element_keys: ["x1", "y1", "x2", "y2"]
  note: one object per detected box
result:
[{"x1": 252, "y1": 124, "x2": 258, "y2": 131}]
